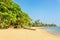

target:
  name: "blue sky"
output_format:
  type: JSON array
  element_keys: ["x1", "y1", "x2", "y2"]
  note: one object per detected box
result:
[{"x1": 14, "y1": 0, "x2": 60, "y2": 26}]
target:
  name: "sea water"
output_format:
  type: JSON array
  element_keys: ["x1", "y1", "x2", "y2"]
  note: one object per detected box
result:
[{"x1": 40, "y1": 27, "x2": 60, "y2": 36}]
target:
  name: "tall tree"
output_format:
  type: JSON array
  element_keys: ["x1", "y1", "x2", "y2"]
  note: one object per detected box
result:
[{"x1": 0, "y1": 0, "x2": 31, "y2": 28}]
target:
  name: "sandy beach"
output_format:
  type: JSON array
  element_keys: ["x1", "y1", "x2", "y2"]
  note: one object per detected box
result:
[{"x1": 0, "y1": 29, "x2": 60, "y2": 40}]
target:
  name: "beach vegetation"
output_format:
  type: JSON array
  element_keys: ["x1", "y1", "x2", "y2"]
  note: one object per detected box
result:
[
  {"x1": 29, "y1": 19, "x2": 57, "y2": 27},
  {"x1": 0, "y1": 0, "x2": 57, "y2": 29},
  {"x1": 0, "y1": 0, "x2": 31, "y2": 29}
]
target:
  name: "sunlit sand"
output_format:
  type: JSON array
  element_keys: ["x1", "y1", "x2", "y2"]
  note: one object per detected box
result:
[{"x1": 0, "y1": 29, "x2": 60, "y2": 40}]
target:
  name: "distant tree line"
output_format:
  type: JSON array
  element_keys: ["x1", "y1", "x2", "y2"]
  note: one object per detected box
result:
[{"x1": 29, "y1": 19, "x2": 57, "y2": 27}]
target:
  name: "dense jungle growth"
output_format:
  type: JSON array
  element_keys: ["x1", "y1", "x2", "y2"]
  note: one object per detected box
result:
[{"x1": 0, "y1": 0, "x2": 31, "y2": 28}]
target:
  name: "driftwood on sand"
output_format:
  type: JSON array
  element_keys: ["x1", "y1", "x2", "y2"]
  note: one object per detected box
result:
[{"x1": 24, "y1": 28, "x2": 36, "y2": 31}]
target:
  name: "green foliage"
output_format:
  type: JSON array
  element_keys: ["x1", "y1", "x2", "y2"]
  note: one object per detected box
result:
[
  {"x1": 30, "y1": 20, "x2": 57, "y2": 27},
  {"x1": 0, "y1": 0, "x2": 31, "y2": 29}
]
